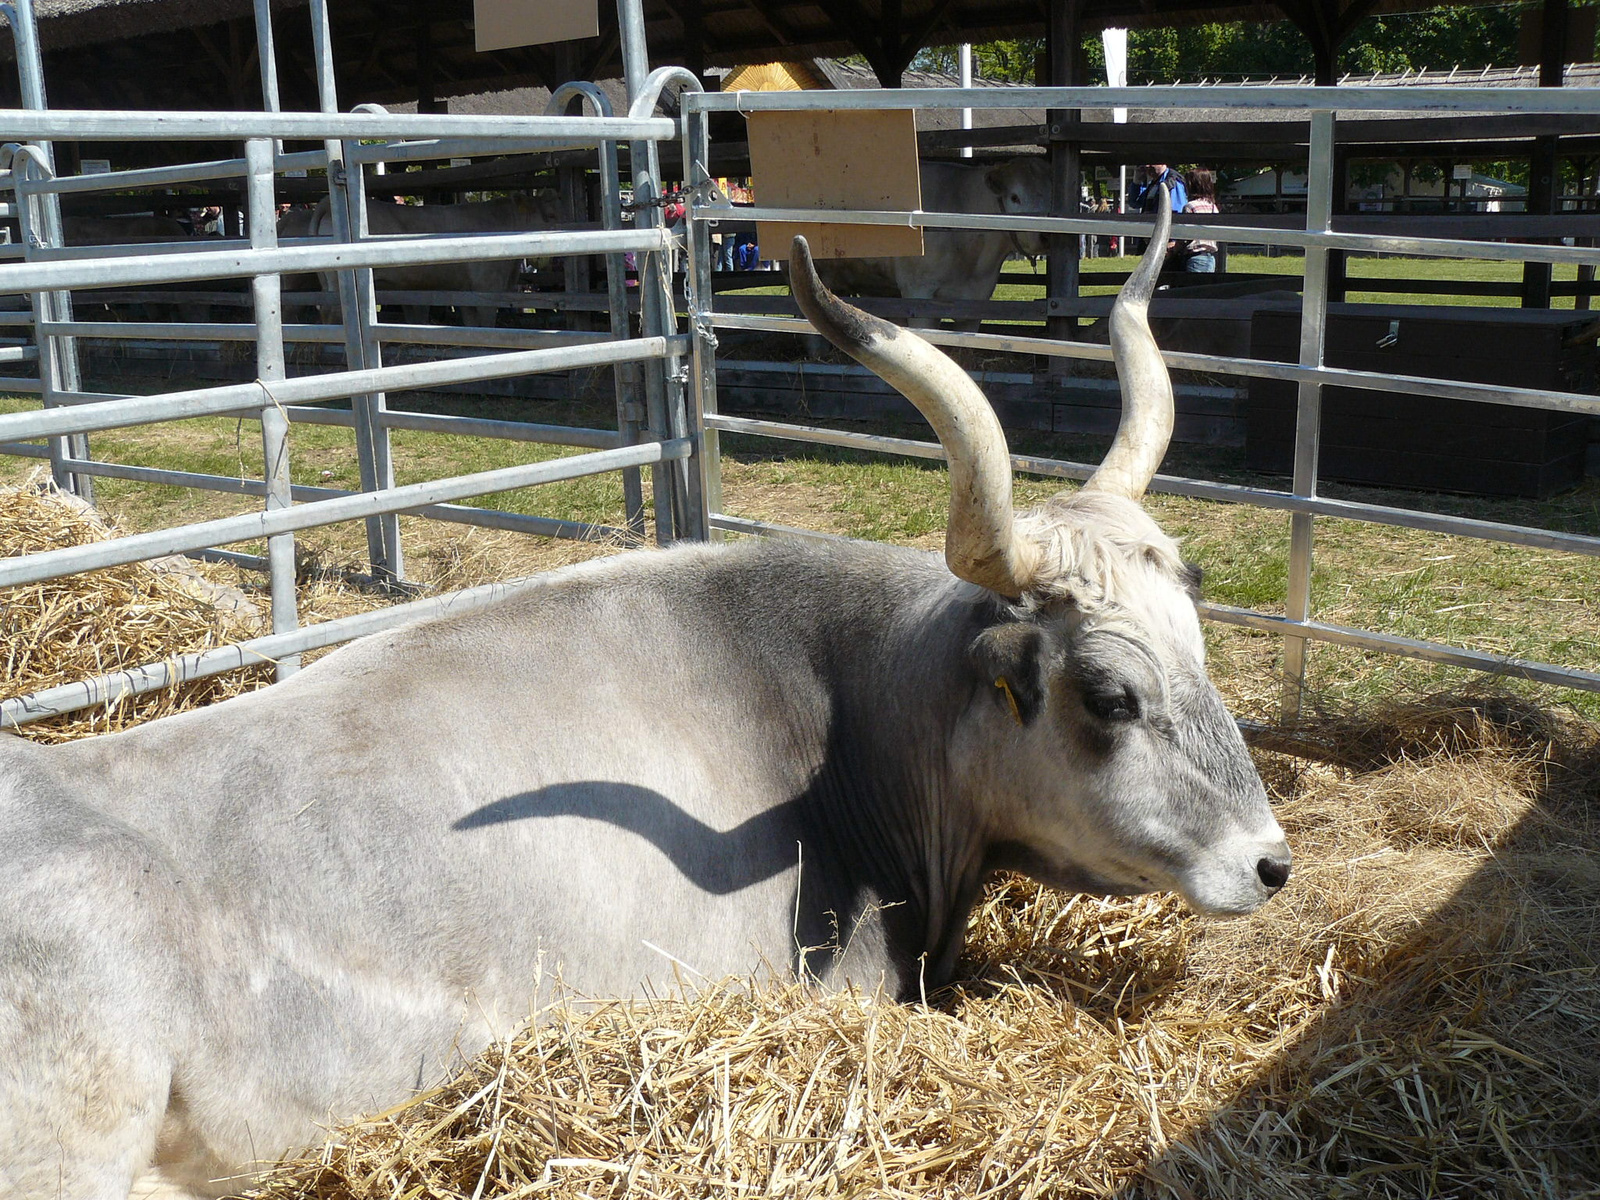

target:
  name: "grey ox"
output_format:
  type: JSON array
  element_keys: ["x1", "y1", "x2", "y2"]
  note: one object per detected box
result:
[
  {"x1": 309, "y1": 191, "x2": 562, "y2": 328},
  {"x1": 0, "y1": 188, "x2": 1288, "y2": 1199},
  {"x1": 811, "y1": 155, "x2": 1049, "y2": 316}
]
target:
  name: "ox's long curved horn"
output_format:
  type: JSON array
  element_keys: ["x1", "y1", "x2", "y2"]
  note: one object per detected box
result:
[
  {"x1": 1083, "y1": 183, "x2": 1176, "y2": 500},
  {"x1": 790, "y1": 236, "x2": 1039, "y2": 597}
]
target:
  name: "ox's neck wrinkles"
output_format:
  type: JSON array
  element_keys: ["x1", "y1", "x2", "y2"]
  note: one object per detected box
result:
[{"x1": 716, "y1": 539, "x2": 995, "y2": 995}]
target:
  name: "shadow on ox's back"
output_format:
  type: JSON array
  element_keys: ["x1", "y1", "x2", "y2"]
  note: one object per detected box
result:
[{"x1": 0, "y1": 186, "x2": 1289, "y2": 1198}]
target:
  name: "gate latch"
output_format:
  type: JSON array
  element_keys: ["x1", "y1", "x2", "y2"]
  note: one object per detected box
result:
[{"x1": 1376, "y1": 320, "x2": 1400, "y2": 349}]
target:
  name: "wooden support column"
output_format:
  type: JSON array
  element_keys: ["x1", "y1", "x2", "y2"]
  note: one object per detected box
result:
[
  {"x1": 1044, "y1": 0, "x2": 1082, "y2": 368},
  {"x1": 1521, "y1": 0, "x2": 1569, "y2": 308},
  {"x1": 1328, "y1": 142, "x2": 1350, "y2": 302},
  {"x1": 412, "y1": 0, "x2": 445, "y2": 114}
]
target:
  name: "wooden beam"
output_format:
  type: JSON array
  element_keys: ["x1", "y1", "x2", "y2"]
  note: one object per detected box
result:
[
  {"x1": 1540, "y1": 0, "x2": 1570, "y2": 87},
  {"x1": 578, "y1": 27, "x2": 622, "y2": 81},
  {"x1": 741, "y1": 0, "x2": 800, "y2": 47},
  {"x1": 891, "y1": 0, "x2": 956, "y2": 80},
  {"x1": 811, "y1": 0, "x2": 885, "y2": 71}
]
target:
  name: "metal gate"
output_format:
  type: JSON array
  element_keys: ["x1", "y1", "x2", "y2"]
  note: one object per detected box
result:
[
  {"x1": 0, "y1": 0, "x2": 702, "y2": 726},
  {"x1": 680, "y1": 84, "x2": 1600, "y2": 707}
]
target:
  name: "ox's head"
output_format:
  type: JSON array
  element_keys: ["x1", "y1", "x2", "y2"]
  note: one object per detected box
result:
[
  {"x1": 985, "y1": 156, "x2": 1051, "y2": 259},
  {"x1": 789, "y1": 187, "x2": 1289, "y2": 917}
]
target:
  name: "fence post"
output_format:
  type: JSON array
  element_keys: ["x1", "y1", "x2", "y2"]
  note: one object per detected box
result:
[
  {"x1": 619, "y1": 0, "x2": 690, "y2": 544},
  {"x1": 4, "y1": 0, "x2": 91, "y2": 501},
  {"x1": 308, "y1": 0, "x2": 403, "y2": 582},
  {"x1": 548, "y1": 81, "x2": 647, "y2": 538},
  {"x1": 1281, "y1": 109, "x2": 1335, "y2": 717},
  {"x1": 245, "y1": 136, "x2": 301, "y2": 678},
  {"x1": 684, "y1": 100, "x2": 718, "y2": 541}
]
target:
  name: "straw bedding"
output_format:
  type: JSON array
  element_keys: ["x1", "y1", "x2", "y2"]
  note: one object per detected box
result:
[
  {"x1": 0, "y1": 477, "x2": 269, "y2": 741},
  {"x1": 3, "y1": 480, "x2": 1596, "y2": 1196}
]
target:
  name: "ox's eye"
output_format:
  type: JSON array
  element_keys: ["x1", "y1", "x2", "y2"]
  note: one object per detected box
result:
[{"x1": 1084, "y1": 688, "x2": 1140, "y2": 723}]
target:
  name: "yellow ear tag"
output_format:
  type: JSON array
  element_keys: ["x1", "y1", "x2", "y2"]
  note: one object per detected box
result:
[{"x1": 995, "y1": 676, "x2": 1024, "y2": 726}]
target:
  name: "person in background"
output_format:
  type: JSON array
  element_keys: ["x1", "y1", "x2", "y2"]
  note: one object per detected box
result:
[
  {"x1": 1182, "y1": 168, "x2": 1220, "y2": 273},
  {"x1": 1130, "y1": 165, "x2": 1186, "y2": 257},
  {"x1": 1134, "y1": 164, "x2": 1187, "y2": 218}
]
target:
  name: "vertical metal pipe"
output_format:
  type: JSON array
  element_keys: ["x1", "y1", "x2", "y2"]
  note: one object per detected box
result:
[
  {"x1": 683, "y1": 104, "x2": 717, "y2": 540},
  {"x1": 308, "y1": 0, "x2": 402, "y2": 579},
  {"x1": 1281, "y1": 109, "x2": 1335, "y2": 716},
  {"x1": 551, "y1": 81, "x2": 648, "y2": 537},
  {"x1": 251, "y1": 0, "x2": 284, "y2": 159},
  {"x1": 246, "y1": 137, "x2": 300, "y2": 678},
  {"x1": 619, "y1": 0, "x2": 683, "y2": 542},
  {"x1": 337, "y1": 133, "x2": 404, "y2": 581},
  {"x1": 4, "y1": 0, "x2": 90, "y2": 500}
]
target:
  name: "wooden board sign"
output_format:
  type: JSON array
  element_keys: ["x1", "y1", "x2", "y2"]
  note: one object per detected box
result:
[
  {"x1": 474, "y1": 0, "x2": 597, "y2": 52},
  {"x1": 747, "y1": 109, "x2": 924, "y2": 261}
]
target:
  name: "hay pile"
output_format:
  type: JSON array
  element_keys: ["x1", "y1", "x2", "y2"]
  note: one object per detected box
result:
[
  {"x1": 253, "y1": 693, "x2": 1600, "y2": 1199},
  {"x1": 0, "y1": 478, "x2": 269, "y2": 741}
]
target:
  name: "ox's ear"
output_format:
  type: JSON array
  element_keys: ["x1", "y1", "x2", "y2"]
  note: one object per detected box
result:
[
  {"x1": 968, "y1": 621, "x2": 1047, "y2": 726},
  {"x1": 1182, "y1": 560, "x2": 1204, "y2": 602}
]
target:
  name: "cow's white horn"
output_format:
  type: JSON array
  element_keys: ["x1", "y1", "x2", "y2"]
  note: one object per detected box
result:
[
  {"x1": 1083, "y1": 183, "x2": 1176, "y2": 500},
  {"x1": 790, "y1": 235, "x2": 1038, "y2": 597}
]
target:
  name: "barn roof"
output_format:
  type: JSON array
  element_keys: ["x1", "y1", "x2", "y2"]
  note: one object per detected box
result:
[{"x1": 0, "y1": 0, "x2": 1577, "y2": 113}]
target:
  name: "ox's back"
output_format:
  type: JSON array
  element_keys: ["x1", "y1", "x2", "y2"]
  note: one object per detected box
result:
[{"x1": 0, "y1": 539, "x2": 982, "y2": 1196}]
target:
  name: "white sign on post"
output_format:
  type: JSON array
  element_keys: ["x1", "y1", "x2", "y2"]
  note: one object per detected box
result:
[{"x1": 474, "y1": 0, "x2": 597, "y2": 52}]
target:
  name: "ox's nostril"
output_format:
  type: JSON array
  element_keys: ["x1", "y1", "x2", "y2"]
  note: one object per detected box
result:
[{"x1": 1256, "y1": 856, "x2": 1291, "y2": 891}]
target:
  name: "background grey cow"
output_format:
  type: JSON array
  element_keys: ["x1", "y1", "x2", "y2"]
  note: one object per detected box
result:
[
  {"x1": 309, "y1": 190, "x2": 562, "y2": 328},
  {"x1": 0, "y1": 188, "x2": 1287, "y2": 1199},
  {"x1": 62, "y1": 215, "x2": 191, "y2": 245},
  {"x1": 810, "y1": 155, "x2": 1049, "y2": 320}
]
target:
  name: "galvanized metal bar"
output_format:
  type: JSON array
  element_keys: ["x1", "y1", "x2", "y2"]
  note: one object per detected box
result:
[
  {"x1": 251, "y1": 0, "x2": 283, "y2": 160},
  {"x1": 245, "y1": 136, "x2": 301, "y2": 677},
  {"x1": 10, "y1": 146, "x2": 91, "y2": 499},
  {"x1": 0, "y1": 110, "x2": 678, "y2": 143},
  {"x1": 2, "y1": 577, "x2": 536, "y2": 729},
  {"x1": 330, "y1": 116, "x2": 402, "y2": 581},
  {"x1": 0, "y1": 335, "x2": 681, "y2": 441},
  {"x1": 704, "y1": 203, "x2": 1600, "y2": 267},
  {"x1": 1282, "y1": 111, "x2": 1336, "y2": 715},
  {"x1": 375, "y1": 411, "x2": 620, "y2": 448},
  {"x1": 711, "y1": 315, "x2": 1600, "y2": 417},
  {"x1": 620, "y1": 0, "x2": 678, "y2": 543},
  {"x1": 0, "y1": 439, "x2": 691, "y2": 588},
  {"x1": 685, "y1": 84, "x2": 1600, "y2": 116},
  {"x1": 0, "y1": 226, "x2": 668, "y2": 293},
  {"x1": 35, "y1": 150, "x2": 326, "y2": 194},
  {"x1": 704, "y1": 414, "x2": 1600, "y2": 557},
  {"x1": 1200, "y1": 604, "x2": 1600, "y2": 693},
  {"x1": 684, "y1": 103, "x2": 720, "y2": 541},
  {"x1": 546, "y1": 80, "x2": 646, "y2": 537},
  {"x1": 41, "y1": 319, "x2": 606, "y2": 350},
  {"x1": 46, "y1": 457, "x2": 632, "y2": 546}
]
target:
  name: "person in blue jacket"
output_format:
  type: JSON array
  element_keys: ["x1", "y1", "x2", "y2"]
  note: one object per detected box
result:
[
  {"x1": 1130, "y1": 164, "x2": 1187, "y2": 257},
  {"x1": 1134, "y1": 164, "x2": 1187, "y2": 215}
]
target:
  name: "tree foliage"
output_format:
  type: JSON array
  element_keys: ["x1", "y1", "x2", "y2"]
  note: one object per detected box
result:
[{"x1": 913, "y1": 4, "x2": 1535, "y2": 84}]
